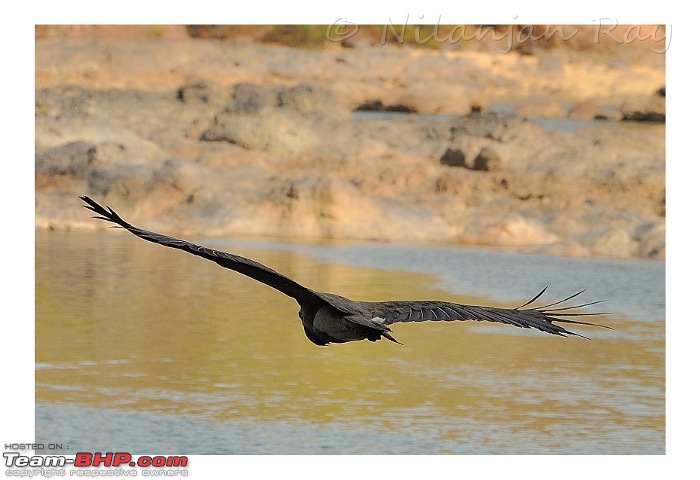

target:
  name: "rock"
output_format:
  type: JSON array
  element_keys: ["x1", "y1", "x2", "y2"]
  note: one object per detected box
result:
[
  {"x1": 634, "y1": 223, "x2": 665, "y2": 260},
  {"x1": 278, "y1": 84, "x2": 342, "y2": 114},
  {"x1": 268, "y1": 174, "x2": 453, "y2": 241},
  {"x1": 35, "y1": 141, "x2": 96, "y2": 176},
  {"x1": 590, "y1": 226, "x2": 636, "y2": 257},
  {"x1": 397, "y1": 83, "x2": 481, "y2": 115},
  {"x1": 225, "y1": 83, "x2": 278, "y2": 114},
  {"x1": 355, "y1": 100, "x2": 417, "y2": 113},
  {"x1": 92, "y1": 143, "x2": 128, "y2": 165},
  {"x1": 439, "y1": 148, "x2": 467, "y2": 167},
  {"x1": 621, "y1": 89, "x2": 665, "y2": 122},
  {"x1": 35, "y1": 88, "x2": 172, "y2": 165},
  {"x1": 442, "y1": 113, "x2": 525, "y2": 173},
  {"x1": 176, "y1": 81, "x2": 228, "y2": 105},
  {"x1": 450, "y1": 111, "x2": 529, "y2": 142},
  {"x1": 434, "y1": 171, "x2": 466, "y2": 194},
  {"x1": 34, "y1": 32, "x2": 666, "y2": 260},
  {"x1": 472, "y1": 144, "x2": 506, "y2": 171},
  {"x1": 440, "y1": 139, "x2": 509, "y2": 171},
  {"x1": 200, "y1": 83, "x2": 343, "y2": 153},
  {"x1": 461, "y1": 214, "x2": 559, "y2": 247},
  {"x1": 201, "y1": 107, "x2": 323, "y2": 152},
  {"x1": 655, "y1": 189, "x2": 665, "y2": 217},
  {"x1": 87, "y1": 164, "x2": 154, "y2": 198}
]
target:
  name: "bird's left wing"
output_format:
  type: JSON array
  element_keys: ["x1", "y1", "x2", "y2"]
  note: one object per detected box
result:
[
  {"x1": 80, "y1": 196, "x2": 320, "y2": 304},
  {"x1": 362, "y1": 288, "x2": 608, "y2": 338}
]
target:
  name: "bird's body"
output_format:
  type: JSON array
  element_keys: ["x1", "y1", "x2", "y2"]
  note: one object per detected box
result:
[{"x1": 80, "y1": 196, "x2": 607, "y2": 345}]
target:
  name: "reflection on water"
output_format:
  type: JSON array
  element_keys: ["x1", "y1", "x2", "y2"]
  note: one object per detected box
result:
[{"x1": 35, "y1": 230, "x2": 664, "y2": 454}]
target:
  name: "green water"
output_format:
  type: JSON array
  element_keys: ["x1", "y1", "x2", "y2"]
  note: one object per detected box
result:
[{"x1": 35, "y1": 229, "x2": 664, "y2": 454}]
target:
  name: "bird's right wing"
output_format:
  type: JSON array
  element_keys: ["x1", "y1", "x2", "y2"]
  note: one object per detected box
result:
[
  {"x1": 365, "y1": 288, "x2": 609, "y2": 338},
  {"x1": 80, "y1": 196, "x2": 320, "y2": 304}
]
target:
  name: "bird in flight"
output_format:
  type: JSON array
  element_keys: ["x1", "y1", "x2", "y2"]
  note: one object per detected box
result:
[{"x1": 80, "y1": 196, "x2": 607, "y2": 345}]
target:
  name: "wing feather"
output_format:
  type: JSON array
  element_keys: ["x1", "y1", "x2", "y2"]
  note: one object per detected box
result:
[
  {"x1": 364, "y1": 291, "x2": 609, "y2": 338},
  {"x1": 81, "y1": 196, "x2": 608, "y2": 341},
  {"x1": 80, "y1": 196, "x2": 319, "y2": 304}
]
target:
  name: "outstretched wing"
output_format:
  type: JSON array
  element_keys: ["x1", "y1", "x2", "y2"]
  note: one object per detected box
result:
[
  {"x1": 80, "y1": 196, "x2": 319, "y2": 304},
  {"x1": 363, "y1": 288, "x2": 608, "y2": 338}
]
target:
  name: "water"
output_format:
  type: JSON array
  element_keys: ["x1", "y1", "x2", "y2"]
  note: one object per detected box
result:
[
  {"x1": 217, "y1": 238, "x2": 664, "y2": 323},
  {"x1": 352, "y1": 107, "x2": 643, "y2": 133},
  {"x1": 35, "y1": 230, "x2": 664, "y2": 454}
]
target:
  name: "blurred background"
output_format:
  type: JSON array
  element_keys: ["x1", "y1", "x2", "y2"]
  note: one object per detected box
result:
[
  {"x1": 35, "y1": 24, "x2": 665, "y2": 259},
  {"x1": 35, "y1": 25, "x2": 665, "y2": 454}
]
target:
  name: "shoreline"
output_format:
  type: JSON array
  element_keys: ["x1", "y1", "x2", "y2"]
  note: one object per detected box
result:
[{"x1": 35, "y1": 26, "x2": 665, "y2": 260}]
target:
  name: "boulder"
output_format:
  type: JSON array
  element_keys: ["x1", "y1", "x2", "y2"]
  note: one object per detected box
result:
[
  {"x1": 439, "y1": 148, "x2": 467, "y2": 168},
  {"x1": 450, "y1": 111, "x2": 529, "y2": 142},
  {"x1": 35, "y1": 141, "x2": 96, "y2": 176},
  {"x1": 278, "y1": 84, "x2": 342, "y2": 114},
  {"x1": 459, "y1": 214, "x2": 559, "y2": 247},
  {"x1": 268, "y1": 174, "x2": 453, "y2": 241},
  {"x1": 355, "y1": 100, "x2": 417, "y2": 113},
  {"x1": 620, "y1": 88, "x2": 665, "y2": 122},
  {"x1": 176, "y1": 81, "x2": 228, "y2": 105},
  {"x1": 472, "y1": 144, "x2": 507, "y2": 171},
  {"x1": 200, "y1": 83, "x2": 342, "y2": 153},
  {"x1": 225, "y1": 83, "x2": 279, "y2": 114}
]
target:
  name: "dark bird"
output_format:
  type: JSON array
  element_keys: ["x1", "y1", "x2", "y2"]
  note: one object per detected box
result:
[{"x1": 80, "y1": 196, "x2": 607, "y2": 345}]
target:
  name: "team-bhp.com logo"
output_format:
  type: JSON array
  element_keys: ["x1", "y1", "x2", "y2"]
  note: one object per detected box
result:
[{"x1": 4, "y1": 451, "x2": 188, "y2": 476}]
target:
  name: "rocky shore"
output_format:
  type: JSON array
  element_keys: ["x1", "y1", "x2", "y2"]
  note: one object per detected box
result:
[{"x1": 35, "y1": 26, "x2": 665, "y2": 259}]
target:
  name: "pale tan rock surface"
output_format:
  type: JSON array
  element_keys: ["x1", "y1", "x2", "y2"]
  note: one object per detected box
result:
[{"x1": 35, "y1": 26, "x2": 665, "y2": 259}]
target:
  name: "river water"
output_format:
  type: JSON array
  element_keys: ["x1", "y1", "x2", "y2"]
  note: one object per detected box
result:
[{"x1": 35, "y1": 229, "x2": 664, "y2": 454}]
